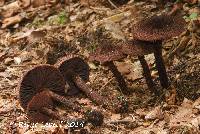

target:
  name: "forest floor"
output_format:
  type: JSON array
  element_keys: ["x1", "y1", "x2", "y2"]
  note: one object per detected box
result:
[{"x1": 0, "y1": 0, "x2": 200, "y2": 134}]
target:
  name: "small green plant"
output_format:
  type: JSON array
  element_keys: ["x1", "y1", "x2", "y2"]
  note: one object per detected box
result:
[
  {"x1": 184, "y1": 12, "x2": 198, "y2": 21},
  {"x1": 48, "y1": 11, "x2": 69, "y2": 26},
  {"x1": 87, "y1": 43, "x2": 97, "y2": 52},
  {"x1": 30, "y1": 17, "x2": 45, "y2": 28},
  {"x1": 58, "y1": 11, "x2": 69, "y2": 25}
]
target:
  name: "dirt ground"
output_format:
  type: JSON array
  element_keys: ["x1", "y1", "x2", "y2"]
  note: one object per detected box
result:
[{"x1": 0, "y1": 0, "x2": 200, "y2": 134}]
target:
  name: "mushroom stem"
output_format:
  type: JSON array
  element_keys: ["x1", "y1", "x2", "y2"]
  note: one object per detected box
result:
[
  {"x1": 153, "y1": 44, "x2": 169, "y2": 89},
  {"x1": 72, "y1": 75, "x2": 107, "y2": 105},
  {"x1": 105, "y1": 61, "x2": 129, "y2": 94},
  {"x1": 138, "y1": 56, "x2": 157, "y2": 94},
  {"x1": 48, "y1": 91, "x2": 81, "y2": 112},
  {"x1": 40, "y1": 107, "x2": 64, "y2": 120}
]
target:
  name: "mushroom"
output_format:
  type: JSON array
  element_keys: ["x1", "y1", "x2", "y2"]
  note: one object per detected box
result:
[
  {"x1": 132, "y1": 14, "x2": 186, "y2": 89},
  {"x1": 89, "y1": 44, "x2": 129, "y2": 94},
  {"x1": 27, "y1": 91, "x2": 104, "y2": 126},
  {"x1": 122, "y1": 40, "x2": 157, "y2": 93},
  {"x1": 18, "y1": 65, "x2": 78, "y2": 121},
  {"x1": 18, "y1": 65, "x2": 104, "y2": 125},
  {"x1": 55, "y1": 55, "x2": 128, "y2": 113},
  {"x1": 18, "y1": 65, "x2": 66, "y2": 110},
  {"x1": 55, "y1": 54, "x2": 105, "y2": 105},
  {"x1": 55, "y1": 54, "x2": 90, "y2": 96}
]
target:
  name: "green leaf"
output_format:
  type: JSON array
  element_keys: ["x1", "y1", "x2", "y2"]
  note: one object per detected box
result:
[
  {"x1": 189, "y1": 12, "x2": 198, "y2": 20},
  {"x1": 58, "y1": 11, "x2": 69, "y2": 25}
]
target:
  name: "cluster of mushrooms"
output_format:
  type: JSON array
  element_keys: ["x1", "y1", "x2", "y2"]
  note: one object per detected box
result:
[{"x1": 18, "y1": 14, "x2": 186, "y2": 125}]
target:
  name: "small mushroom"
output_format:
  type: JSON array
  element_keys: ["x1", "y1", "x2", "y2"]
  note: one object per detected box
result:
[
  {"x1": 55, "y1": 54, "x2": 104, "y2": 105},
  {"x1": 18, "y1": 65, "x2": 79, "y2": 121},
  {"x1": 18, "y1": 65, "x2": 66, "y2": 110},
  {"x1": 55, "y1": 54, "x2": 90, "y2": 96},
  {"x1": 89, "y1": 44, "x2": 129, "y2": 94},
  {"x1": 55, "y1": 55, "x2": 128, "y2": 113},
  {"x1": 132, "y1": 14, "x2": 186, "y2": 89},
  {"x1": 27, "y1": 91, "x2": 104, "y2": 126},
  {"x1": 26, "y1": 91, "x2": 55, "y2": 122},
  {"x1": 122, "y1": 40, "x2": 157, "y2": 93},
  {"x1": 18, "y1": 65, "x2": 104, "y2": 124}
]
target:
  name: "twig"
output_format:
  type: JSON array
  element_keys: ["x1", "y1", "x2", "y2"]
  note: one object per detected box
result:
[
  {"x1": 107, "y1": 0, "x2": 118, "y2": 9},
  {"x1": 100, "y1": 77, "x2": 114, "y2": 90}
]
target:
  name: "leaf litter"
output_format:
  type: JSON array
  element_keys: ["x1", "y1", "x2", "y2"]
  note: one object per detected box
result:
[{"x1": 0, "y1": 0, "x2": 200, "y2": 133}]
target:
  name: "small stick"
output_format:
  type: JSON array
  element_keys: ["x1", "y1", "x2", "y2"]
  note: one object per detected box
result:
[{"x1": 107, "y1": 0, "x2": 118, "y2": 9}]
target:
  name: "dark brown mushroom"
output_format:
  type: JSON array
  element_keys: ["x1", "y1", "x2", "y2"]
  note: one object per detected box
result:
[
  {"x1": 89, "y1": 44, "x2": 129, "y2": 94},
  {"x1": 18, "y1": 65, "x2": 66, "y2": 110},
  {"x1": 132, "y1": 14, "x2": 186, "y2": 89},
  {"x1": 55, "y1": 54, "x2": 105, "y2": 105},
  {"x1": 18, "y1": 65, "x2": 104, "y2": 124},
  {"x1": 27, "y1": 91, "x2": 104, "y2": 126},
  {"x1": 55, "y1": 55, "x2": 128, "y2": 113},
  {"x1": 55, "y1": 54, "x2": 89, "y2": 96},
  {"x1": 133, "y1": 14, "x2": 186, "y2": 41},
  {"x1": 27, "y1": 91, "x2": 54, "y2": 123},
  {"x1": 122, "y1": 40, "x2": 157, "y2": 93}
]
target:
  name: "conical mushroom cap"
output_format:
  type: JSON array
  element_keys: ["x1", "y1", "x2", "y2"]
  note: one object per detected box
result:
[
  {"x1": 121, "y1": 40, "x2": 156, "y2": 56},
  {"x1": 27, "y1": 91, "x2": 54, "y2": 123},
  {"x1": 18, "y1": 65, "x2": 65, "y2": 110},
  {"x1": 133, "y1": 14, "x2": 186, "y2": 41},
  {"x1": 55, "y1": 54, "x2": 90, "y2": 95},
  {"x1": 89, "y1": 44, "x2": 125, "y2": 64}
]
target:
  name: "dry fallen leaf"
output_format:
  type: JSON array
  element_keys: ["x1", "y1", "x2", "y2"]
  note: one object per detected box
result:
[
  {"x1": 0, "y1": 0, "x2": 5, "y2": 6},
  {"x1": 145, "y1": 106, "x2": 163, "y2": 120},
  {"x1": 116, "y1": 62, "x2": 131, "y2": 75},
  {"x1": 169, "y1": 98, "x2": 199, "y2": 131},
  {"x1": 0, "y1": 1, "x2": 20, "y2": 18},
  {"x1": 31, "y1": 0, "x2": 46, "y2": 7},
  {"x1": 18, "y1": 0, "x2": 31, "y2": 8},
  {"x1": 165, "y1": 85, "x2": 177, "y2": 105},
  {"x1": 193, "y1": 97, "x2": 200, "y2": 110},
  {"x1": 27, "y1": 30, "x2": 46, "y2": 43},
  {"x1": 2, "y1": 15, "x2": 23, "y2": 28}
]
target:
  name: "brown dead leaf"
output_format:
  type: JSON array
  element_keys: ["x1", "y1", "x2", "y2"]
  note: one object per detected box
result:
[
  {"x1": 27, "y1": 30, "x2": 46, "y2": 43},
  {"x1": 78, "y1": 98, "x2": 92, "y2": 105},
  {"x1": 110, "y1": 113, "x2": 121, "y2": 120},
  {"x1": 31, "y1": 0, "x2": 46, "y2": 7},
  {"x1": 116, "y1": 62, "x2": 131, "y2": 75},
  {"x1": 169, "y1": 98, "x2": 199, "y2": 130},
  {"x1": 0, "y1": 0, "x2": 5, "y2": 6},
  {"x1": 104, "y1": 21, "x2": 125, "y2": 40},
  {"x1": 31, "y1": 0, "x2": 58, "y2": 7},
  {"x1": 2, "y1": 15, "x2": 23, "y2": 28},
  {"x1": 165, "y1": 85, "x2": 177, "y2": 105},
  {"x1": 18, "y1": 0, "x2": 31, "y2": 8},
  {"x1": 80, "y1": 0, "x2": 89, "y2": 6},
  {"x1": 0, "y1": 1, "x2": 20, "y2": 18},
  {"x1": 193, "y1": 97, "x2": 200, "y2": 110},
  {"x1": 145, "y1": 106, "x2": 164, "y2": 120}
]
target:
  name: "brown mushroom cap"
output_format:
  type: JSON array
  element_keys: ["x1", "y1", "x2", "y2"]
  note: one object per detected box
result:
[
  {"x1": 89, "y1": 44, "x2": 125, "y2": 63},
  {"x1": 55, "y1": 54, "x2": 90, "y2": 95},
  {"x1": 19, "y1": 65, "x2": 65, "y2": 110},
  {"x1": 27, "y1": 91, "x2": 53, "y2": 123},
  {"x1": 133, "y1": 14, "x2": 186, "y2": 41},
  {"x1": 121, "y1": 40, "x2": 156, "y2": 56}
]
